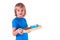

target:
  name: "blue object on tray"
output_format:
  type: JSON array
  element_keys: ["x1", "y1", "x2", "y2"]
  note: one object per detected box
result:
[{"x1": 30, "y1": 24, "x2": 39, "y2": 29}]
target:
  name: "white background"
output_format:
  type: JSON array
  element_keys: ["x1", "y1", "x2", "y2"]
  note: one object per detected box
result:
[{"x1": 0, "y1": 0, "x2": 60, "y2": 40}]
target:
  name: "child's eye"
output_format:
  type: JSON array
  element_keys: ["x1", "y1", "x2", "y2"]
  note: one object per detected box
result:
[
  {"x1": 21, "y1": 10, "x2": 23, "y2": 12},
  {"x1": 17, "y1": 10, "x2": 20, "y2": 11}
]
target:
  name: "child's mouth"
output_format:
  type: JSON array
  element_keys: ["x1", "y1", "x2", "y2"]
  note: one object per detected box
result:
[{"x1": 19, "y1": 13, "x2": 22, "y2": 15}]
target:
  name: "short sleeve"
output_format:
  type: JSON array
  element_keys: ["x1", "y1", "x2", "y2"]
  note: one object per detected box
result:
[{"x1": 12, "y1": 20, "x2": 17, "y2": 28}]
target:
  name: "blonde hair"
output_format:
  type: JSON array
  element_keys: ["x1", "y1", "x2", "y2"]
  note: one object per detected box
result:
[{"x1": 14, "y1": 3, "x2": 26, "y2": 16}]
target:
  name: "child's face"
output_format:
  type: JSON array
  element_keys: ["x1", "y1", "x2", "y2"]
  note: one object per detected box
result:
[{"x1": 15, "y1": 7, "x2": 25, "y2": 18}]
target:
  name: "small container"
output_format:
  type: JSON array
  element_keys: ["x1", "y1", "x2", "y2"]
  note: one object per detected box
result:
[{"x1": 30, "y1": 24, "x2": 39, "y2": 29}]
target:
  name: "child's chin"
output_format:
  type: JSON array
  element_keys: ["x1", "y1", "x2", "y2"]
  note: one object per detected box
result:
[{"x1": 19, "y1": 15, "x2": 24, "y2": 18}]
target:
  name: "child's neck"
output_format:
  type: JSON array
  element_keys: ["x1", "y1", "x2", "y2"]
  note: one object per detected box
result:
[{"x1": 16, "y1": 16, "x2": 23, "y2": 18}]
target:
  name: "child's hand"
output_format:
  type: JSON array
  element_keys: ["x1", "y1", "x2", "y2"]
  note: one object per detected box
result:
[
  {"x1": 38, "y1": 25, "x2": 42, "y2": 29},
  {"x1": 17, "y1": 28, "x2": 23, "y2": 34}
]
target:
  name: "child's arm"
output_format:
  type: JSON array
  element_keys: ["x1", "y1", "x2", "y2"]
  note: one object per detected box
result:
[
  {"x1": 12, "y1": 28, "x2": 18, "y2": 36},
  {"x1": 23, "y1": 25, "x2": 42, "y2": 33},
  {"x1": 30, "y1": 25, "x2": 42, "y2": 31}
]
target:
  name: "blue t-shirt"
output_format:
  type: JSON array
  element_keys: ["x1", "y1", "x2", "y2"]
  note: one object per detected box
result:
[{"x1": 12, "y1": 17, "x2": 28, "y2": 40}]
